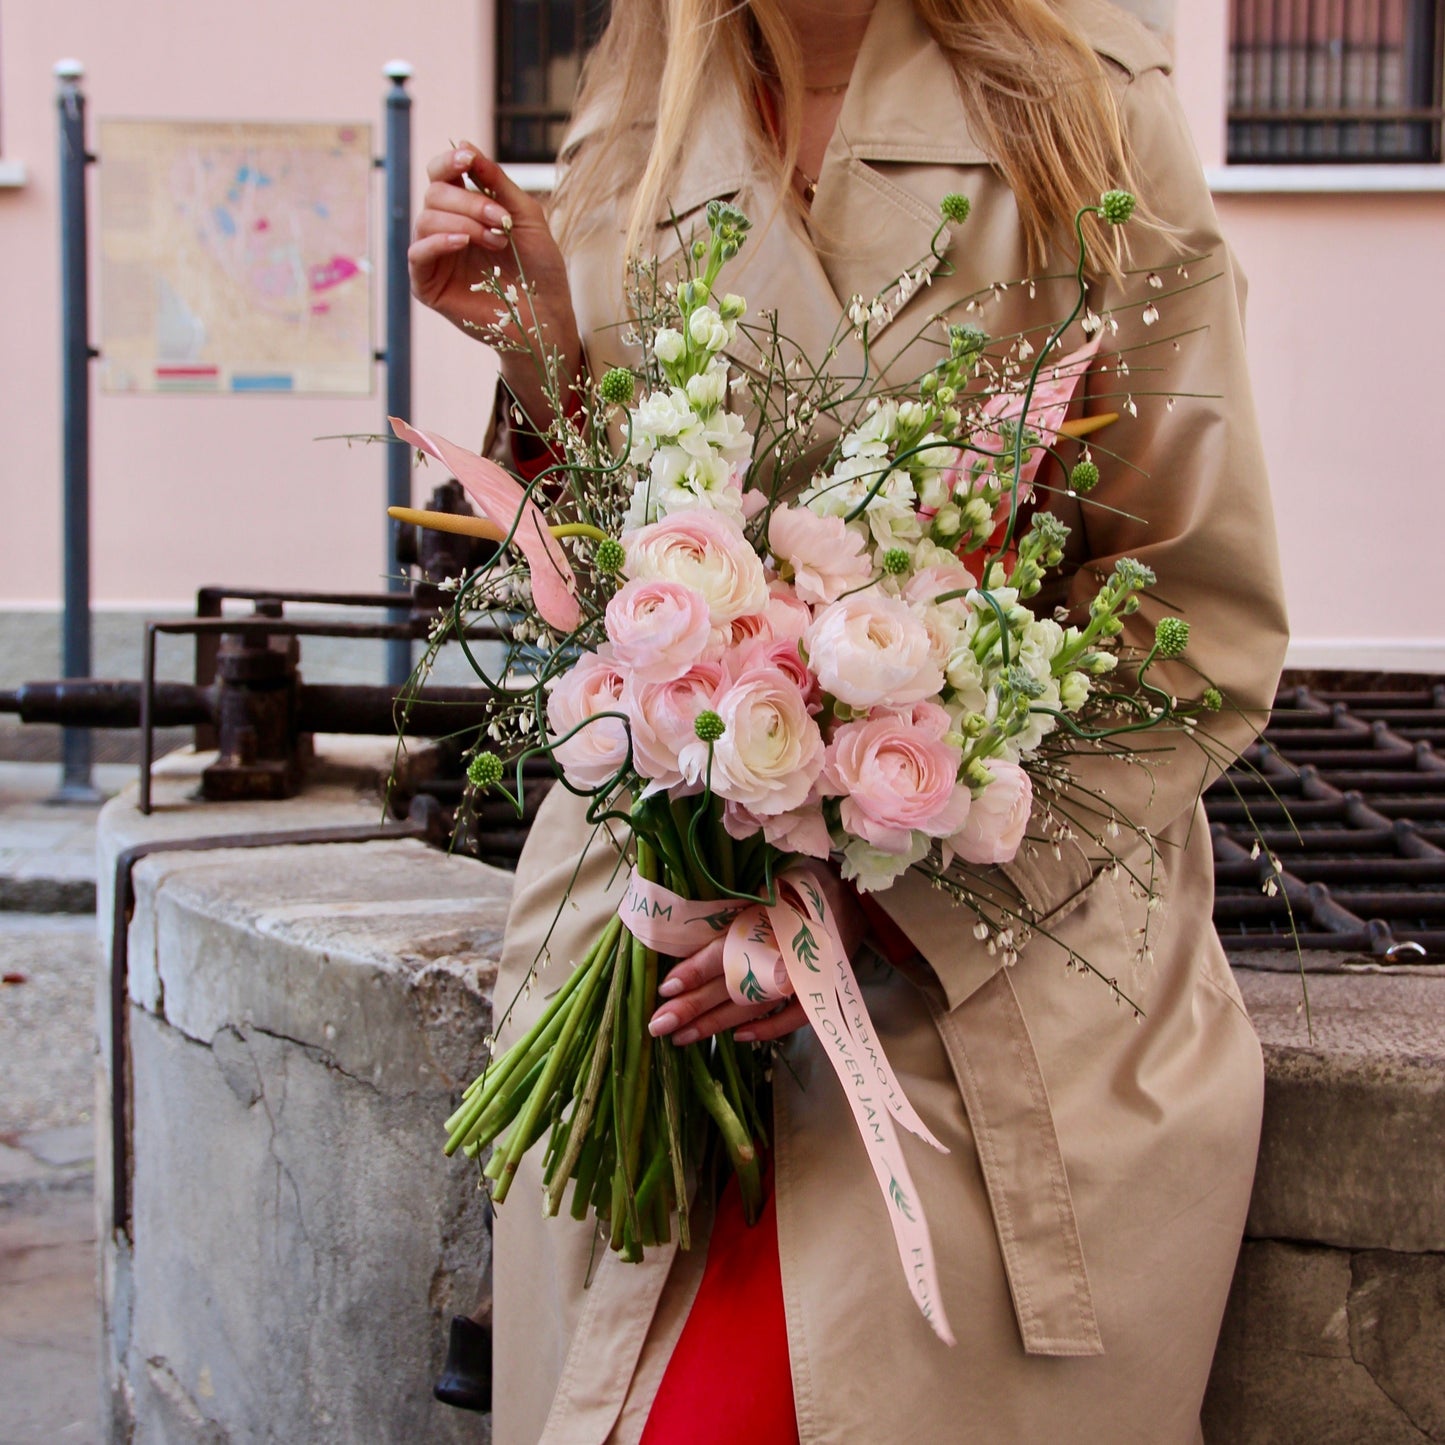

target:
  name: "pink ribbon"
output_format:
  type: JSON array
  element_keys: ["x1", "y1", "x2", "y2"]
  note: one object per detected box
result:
[{"x1": 618, "y1": 866, "x2": 956, "y2": 1344}]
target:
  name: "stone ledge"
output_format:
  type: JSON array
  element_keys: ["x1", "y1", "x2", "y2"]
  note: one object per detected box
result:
[{"x1": 1236, "y1": 970, "x2": 1445, "y2": 1253}]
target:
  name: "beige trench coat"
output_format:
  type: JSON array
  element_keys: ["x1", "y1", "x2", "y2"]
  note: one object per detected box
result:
[{"x1": 490, "y1": 2, "x2": 1289, "y2": 1440}]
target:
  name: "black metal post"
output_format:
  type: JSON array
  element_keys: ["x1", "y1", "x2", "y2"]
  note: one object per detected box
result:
[
  {"x1": 54, "y1": 59, "x2": 102, "y2": 803},
  {"x1": 383, "y1": 61, "x2": 414, "y2": 688}
]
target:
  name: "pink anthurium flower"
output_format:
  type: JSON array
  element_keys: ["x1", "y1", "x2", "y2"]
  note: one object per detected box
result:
[
  {"x1": 389, "y1": 417, "x2": 581, "y2": 633},
  {"x1": 975, "y1": 333, "x2": 1103, "y2": 490}
]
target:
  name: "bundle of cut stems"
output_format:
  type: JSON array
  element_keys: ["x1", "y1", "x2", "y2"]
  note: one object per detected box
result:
[{"x1": 443, "y1": 801, "x2": 770, "y2": 1261}]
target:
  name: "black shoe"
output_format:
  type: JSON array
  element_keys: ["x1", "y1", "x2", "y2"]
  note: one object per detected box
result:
[{"x1": 433, "y1": 1314, "x2": 492, "y2": 1412}]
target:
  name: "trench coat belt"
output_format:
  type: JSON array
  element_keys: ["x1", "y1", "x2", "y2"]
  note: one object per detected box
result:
[{"x1": 927, "y1": 968, "x2": 1105, "y2": 1357}]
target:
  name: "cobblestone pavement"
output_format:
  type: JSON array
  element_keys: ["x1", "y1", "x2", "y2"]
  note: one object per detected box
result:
[{"x1": 0, "y1": 767, "x2": 107, "y2": 1445}]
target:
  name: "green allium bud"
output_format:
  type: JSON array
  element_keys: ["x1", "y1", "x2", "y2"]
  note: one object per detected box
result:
[
  {"x1": 694, "y1": 709, "x2": 726, "y2": 743},
  {"x1": 1069, "y1": 459, "x2": 1101, "y2": 494},
  {"x1": 1100, "y1": 189, "x2": 1137, "y2": 225},
  {"x1": 940, "y1": 193, "x2": 972, "y2": 225},
  {"x1": 598, "y1": 368, "x2": 634, "y2": 406},
  {"x1": 467, "y1": 752, "x2": 504, "y2": 790},
  {"x1": 881, "y1": 547, "x2": 911, "y2": 576},
  {"x1": 1202, "y1": 686, "x2": 1223, "y2": 712},
  {"x1": 1154, "y1": 616, "x2": 1190, "y2": 659},
  {"x1": 593, "y1": 537, "x2": 626, "y2": 575}
]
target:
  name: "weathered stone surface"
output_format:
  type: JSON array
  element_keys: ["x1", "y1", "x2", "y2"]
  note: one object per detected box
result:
[
  {"x1": 98, "y1": 739, "x2": 506, "y2": 1444},
  {"x1": 125, "y1": 1008, "x2": 490, "y2": 1444},
  {"x1": 1236, "y1": 970, "x2": 1445, "y2": 1252},
  {"x1": 1204, "y1": 1240, "x2": 1444, "y2": 1443}
]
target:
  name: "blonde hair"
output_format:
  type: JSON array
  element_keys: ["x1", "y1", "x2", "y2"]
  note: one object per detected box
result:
[{"x1": 554, "y1": 0, "x2": 1139, "y2": 270}]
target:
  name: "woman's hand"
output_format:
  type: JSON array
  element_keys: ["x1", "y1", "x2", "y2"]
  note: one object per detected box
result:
[
  {"x1": 409, "y1": 143, "x2": 583, "y2": 425},
  {"x1": 647, "y1": 938, "x2": 807, "y2": 1047}
]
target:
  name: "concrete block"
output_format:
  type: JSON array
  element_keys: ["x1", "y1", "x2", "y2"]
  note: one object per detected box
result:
[
  {"x1": 97, "y1": 740, "x2": 505, "y2": 1443},
  {"x1": 124, "y1": 1006, "x2": 490, "y2": 1444}
]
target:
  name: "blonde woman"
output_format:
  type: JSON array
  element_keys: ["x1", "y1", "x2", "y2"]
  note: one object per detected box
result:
[{"x1": 412, "y1": 1, "x2": 1288, "y2": 1440}]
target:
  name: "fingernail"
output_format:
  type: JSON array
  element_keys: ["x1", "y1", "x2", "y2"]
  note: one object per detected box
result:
[
  {"x1": 672, "y1": 1028, "x2": 699, "y2": 1047},
  {"x1": 733, "y1": 1030, "x2": 756, "y2": 1043},
  {"x1": 480, "y1": 202, "x2": 507, "y2": 227},
  {"x1": 454, "y1": 149, "x2": 475, "y2": 166},
  {"x1": 649, "y1": 1011, "x2": 678, "y2": 1037},
  {"x1": 446, "y1": 233, "x2": 469, "y2": 247},
  {"x1": 657, "y1": 977, "x2": 683, "y2": 999}
]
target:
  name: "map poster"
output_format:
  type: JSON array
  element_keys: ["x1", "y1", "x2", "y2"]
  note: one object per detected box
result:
[{"x1": 98, "y1": 120, "x2": 374, "y2": 396}]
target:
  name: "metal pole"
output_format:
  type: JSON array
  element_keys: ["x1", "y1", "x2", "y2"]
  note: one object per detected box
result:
[
  {"x1": 54, "y1": 59, "x2": 102, "y2": 803},
  {"x1": 383, "y1": 61, "x2": 414, "y2": 688}
]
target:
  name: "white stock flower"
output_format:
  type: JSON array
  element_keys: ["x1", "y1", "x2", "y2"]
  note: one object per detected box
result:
[
  {"x1": 838, "y1": 831, "x2": 931, "y2": 892},
  {"x1": 685, "y1": 363, "x2": 728, "y2": 412},
  {"x1": 688, "y1": 306, "x2": 731, "y2": 352},
  {"x1": 652, "y1": 328, "x2": 686, "y2": 365}
]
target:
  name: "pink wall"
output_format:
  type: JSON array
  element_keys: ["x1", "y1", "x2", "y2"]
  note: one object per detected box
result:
[
  {"x1": 1175, "y1": 3, "x2": 1445, "y2": 669},
  {"x1": 0, "y1": 0, "x2": 499, "y2": 607},
  {"x1": 2, "y1": 0, "x2": 1442, "y2": 667}
]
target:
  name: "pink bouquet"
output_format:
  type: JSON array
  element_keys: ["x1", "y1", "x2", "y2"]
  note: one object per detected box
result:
[{"x1": 399, "y1": 195, "x2": 1217, "y2": 1340}]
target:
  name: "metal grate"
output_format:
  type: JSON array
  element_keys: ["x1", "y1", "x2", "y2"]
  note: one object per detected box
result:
[
  {"x1": 1208, "y1": 675, "x2": 1445, "y2": 958},
  {"x1": 1228, "y1": 0, "x2": 1444, "y2": 163}
]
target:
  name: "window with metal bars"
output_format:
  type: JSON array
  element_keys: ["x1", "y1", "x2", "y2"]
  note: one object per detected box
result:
[
  {"x1": 496, "y1": 0, "x2": 610, "y2": 163},
  {"x1": 1229, "y1": 0, "x2": 1444, "y2": 162}
]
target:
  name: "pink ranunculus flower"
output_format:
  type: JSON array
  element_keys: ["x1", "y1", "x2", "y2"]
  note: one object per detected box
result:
[
  {"x1": 763, "y1": 581, "x2": 813, "y2": 642},
  {"x1": 623, "y1": 660, "x2": 725, "y2": 792},
  {"x1": 823, "y1": 706, "x2": 969, "y2": 855},
  {"x1": 726, "y1": 636, "x2": 818, "y2": 707},
  {"x1": 679, "y1": 665, "x2": 824, "y2": 816},
  {"x1": 768, "y1": 504, "x2": 874, "y2": 606},
  {"x1": 947, "y1": 758, "x2": 1032, "y2": 865},
  {"x1": 624, "y1": 509, "x2": 769, "y2": 624},
  {"x1": 546, "y1": 648, "x2": 631, "y2": 791},
  {"x1": 604, "y1": 577, "x2": 711, "y2": 683},
  {"x1": 804, "y1": 593, "x2": 944, "y2": 709},
  {"x1": 905, "y1": 560, "x2": 977, "y2": 618},
  {"x1": 706, "y1": 610, "x2": 772, "y2": 660},
  {"x1": 723, "y1": 797, "x2": 833, "y2": 859}
]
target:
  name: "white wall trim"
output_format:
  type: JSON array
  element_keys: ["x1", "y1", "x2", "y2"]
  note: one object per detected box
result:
[
  {"x1": 503, "y1": 162, "x2": 557, "y2": 194},
  {"x1": 0, "y1": 160, "x2": 29, "y2": 188},
  {"x1": 1207, "y1": 164, "x2": 1445, "y2": 194},
  {"x1": 1285, "y1": 639, "x2": 1445, "y2": 674}
]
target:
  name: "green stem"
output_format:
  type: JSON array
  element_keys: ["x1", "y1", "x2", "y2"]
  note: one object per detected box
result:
[
  {"x1": 684, "y1": 1044, "x2": 761, "y2": 1221},
  {"x1": 544, "y1": 922, "x2": 628, "y2": 1216},
  {"x1": 489, "y1": 915, "x2": 620, "y2": 1203}
]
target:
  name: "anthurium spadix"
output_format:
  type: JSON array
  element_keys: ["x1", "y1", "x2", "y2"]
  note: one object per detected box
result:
[{"x1": 389, "y1": 417, "x2": 582, "y2": 634}]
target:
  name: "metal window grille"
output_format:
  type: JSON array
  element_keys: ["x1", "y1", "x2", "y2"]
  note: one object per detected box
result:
[
  {"x1": 1228, "y1": 0, "x2": 1444, "y2": 162},
  {"x1": 496, "y1": 0, "x2": 610, "y2": 163}
]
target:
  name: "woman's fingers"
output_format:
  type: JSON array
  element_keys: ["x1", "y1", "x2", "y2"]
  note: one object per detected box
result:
[
  {"x1": 648, "y1": 973, "x2": 731, "y2": 1038},
  {"x1": 656, "y1": 938, "x2": 725, "y2": 1000},
  {"x1": 733, "y1": 1002, "x2": 807, "y2": 1043},
  {"x1": 673, "y1": 998, "x2": 804, "y2": 1048},
  {"x1": 421, "y1": 180, "x2": 513, "y2": 234}
]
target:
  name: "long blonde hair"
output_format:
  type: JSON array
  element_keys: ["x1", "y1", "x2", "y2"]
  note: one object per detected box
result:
[{"x1": 554, "y1": 0, "x2": 1139, "y2": 269}]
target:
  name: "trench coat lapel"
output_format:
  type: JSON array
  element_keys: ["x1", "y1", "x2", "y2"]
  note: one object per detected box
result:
[
  {"x1": 807, "y1": 0, "x2": 991, "y2": 347},
  {"x1": 651, "y1": 126, "x2": 866, "y2": 384}
]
